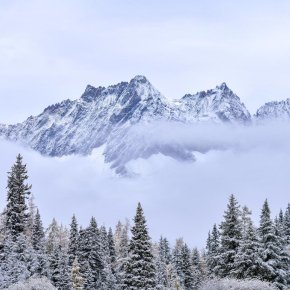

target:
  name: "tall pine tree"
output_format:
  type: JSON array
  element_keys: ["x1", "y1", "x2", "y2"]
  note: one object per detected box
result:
[
  {"x1": 258, "y1": 200, "x2": 290, "y2": 289},
  {"x1": 124, "y1": 203, "x2": 156, "y2": 290},
  {"x1": 68, "y1": 214, "x2": 79, "y2": 267},
  {"x1": 216, "y1": 194, "x2": 242, "y2": 277},
  {"x1": 5, "y1": 154, "x2": 31, "y2": 238}
]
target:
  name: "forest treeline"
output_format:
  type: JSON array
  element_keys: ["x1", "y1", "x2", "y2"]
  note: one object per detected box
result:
[{"x1": 0, "y1": 155, "x2": 288, "y2": 290}]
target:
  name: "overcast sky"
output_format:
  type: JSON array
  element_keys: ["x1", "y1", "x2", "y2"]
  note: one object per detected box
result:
[
  {"x1": 1, "y1": 1, "x2": 290, "y2": 246},
  {"x1": 1, "y1": 0, "x2": 290, "y2": 123}
]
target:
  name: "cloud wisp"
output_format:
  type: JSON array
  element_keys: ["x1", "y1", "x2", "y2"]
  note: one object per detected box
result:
[{"x1": 0, "y1": 121, "x2": 289, "y2": 247}]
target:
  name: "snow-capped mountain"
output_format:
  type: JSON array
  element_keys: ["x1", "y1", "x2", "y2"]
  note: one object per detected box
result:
[
  {"x1": 0, "y1": 76, "x2": 173, "y2": 156},
  {"x1": 176, "y1": 82, "x2": 251, "y2": 123},
  {"x1": 0, "y1": 76, "x2": 253, "y2": 174},
  {"x1": 255, "y1": 99, "x2": 290, "y2": 121}
]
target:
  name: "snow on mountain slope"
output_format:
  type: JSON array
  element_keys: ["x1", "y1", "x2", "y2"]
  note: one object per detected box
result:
[
  {"x1": 1, "y1": 76, "x2": 172, "y2": 156},
  {"x1": 255, "y1": 99, "x2": 290, "y2": 121},
  {"x1": 0, "y1": 76, "x2": 252, "y2": 173},
  {"x1": 176, "y1": 82, "x2": 251, "y2": 123}
]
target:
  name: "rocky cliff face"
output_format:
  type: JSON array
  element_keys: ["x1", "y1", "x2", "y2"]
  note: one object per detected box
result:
[
  {"x1": 255, "y1": 99, "x2": 290, "y2": 121},
  {"x1": 0, "y1": 76, "x2": 256, "y2": 174}
]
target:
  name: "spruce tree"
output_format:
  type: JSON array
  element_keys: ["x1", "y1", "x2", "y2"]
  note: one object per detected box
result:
[
  {"x1": 159, "y1": 236, "x2": 172, "y2": 265},
  {"x1": 216, "y1": 194, "x2": 242, "y2": 277},
  {"x1": 206, "y1": 224, "x2": 220, "y2": 276},
  {"x1": 172, "y1": 238, "x2": 185, "y2": 284},
  {"x1": 32, "y1": 209, "x2": 45, "y2": 251},
  {"x1": 0, "y1": 234, "x2": 37, "y2": 288},
  {"x1": 258, "y1": 200, "x2": 290, "y2": 289},
  {"x1": 191, "y1": 248, "x2": 202, "y2": 290},
  {"x1": 49, "y1": 245, "x2": 61, "y2": 287},
  {"x1": 77, "y1": 227, "x2": 93, "y2": 289},
  {"x1": 181, "y1": 243, "x2": 194, "y2": 290},
  {"x1": 68, "y1": 214, "x2": 79, "y2": 267},
  {"x1": 88, "y1": 218, "x2": 104, "y2": 289},
  {"x1": 58, "y1": 250, "x2": 72, "y2": 290},
  {"x1": 232, "y1": 218, "x2": 262, "y2": 279},
  {"x1": 5, "y1": 154, "x2": 31, "y2": 238},
  {"x1": 124, "y1": 203, "x2": 156, "y2": 290},
  {"x1": 99, "y1": 225, "x2": 117, "y2": 289},
  {"x1": 32, "y1": 209, "x2": 49, "y2": 277},
  {"x1": 107, "y1": 227, "x2": 116, "y2": 270},
  {"x1": 283, "y1": 204, "x2": 290, "y2": 245}
]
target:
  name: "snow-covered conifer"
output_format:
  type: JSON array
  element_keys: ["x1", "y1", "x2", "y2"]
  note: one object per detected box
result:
[
  {"x1": 68, "y1": 214, "x2": 79, "y2": 267},
  {"x1": 5, "y1": 154, "x2": 31, "y2": 238},
  {"x1": 216, "y1": 194, "x2": 242, "y2": 277},
  {"x1": 124, "y1": 203, "x2": 156, "y2": 290},
  {"x1": 258, "y1": 199, "x2": 290, "y2": 289},
  {"x1": 191, "y1": 248, "x2": 202, "y2": 289}
]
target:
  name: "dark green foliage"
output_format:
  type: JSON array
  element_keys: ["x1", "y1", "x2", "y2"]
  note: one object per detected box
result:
[
  {"x1": 32, "y1": 209, "x2": 45, "y2": 251},
  {"x1": 5, "y1": 154, "x2": 31, "y2": 238},
  {"x1": 216, "y1": 194, "x2": 242, "y2": 277},
  {"x1": 206, "y1": 224, "x2": 220, "y2": 276},
  {"x1": 258, "y1": 200, "x2": 290, "y2": 289},
  {"x1": 68, "y1": 214, "x2": 79, "y2": 267},
  {"x1": 124, "y1": 203, "x2": 156, "y2": 290}
]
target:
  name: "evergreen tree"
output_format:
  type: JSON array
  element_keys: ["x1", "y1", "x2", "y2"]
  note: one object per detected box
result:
[
  {"x1": 181, "y1": 243, "x2": 194, "y2": 290},
  {"x1": 191, "y1": 248, "x2": 202, "y2": 290},
  {"x1": 206, "y1": 224, "x2": 220, "y2": 276},
  {"x1": 215, "y1": 194, "x2": 242, "y2": 277},
  {"x1": 68, "y1": 214, "x2": 79, "y2": 267},
  {"x1": 49, "y1": 245, "x2": 61, "y2": 287},
  {"x1": 159, "y1": 236, "x2": 172, "y2": 265},
  {"x1": 0, "y1": 234, "x2": 37, "y2": 288},
  {"x1": 58, "y1": 250, "x2": 72, "y2": 290},
  {"x1": 77, "y1": 227, "x2": 93, "y2": 289},
  {"x1": 172, "y1": 238, "x2": 185, "y2": 284},
  {"x1": 32, "y1": 209, "x2": 49, "y2": 277},
  {"x1": 107, "y1": 227, "x2": 116, "y2": 270},
  {"x1": 124, "y1": 203, "x2": 156, "y2": 290},
  {"x1": 32, "y1": 209, "x2": 45, "y2": 251},
  {"x1": 5, "y1": 154, "x2": 31, "y2": 238},
  {"x1": 283, "y1": 204, "x2": 290, "y2": 245},
  {"x1": 258, "y1": 200, "x2": 290, "y2": 289},
  {"x1": 198, "y1": 251, "x2": 209, "y2": 283},
  {"x1": 232, "y1": 218, "x2": 262, "y2": 279},
  {"x1": 275, "y1": 210, "x2": 286, "y2": 246},
  {"x1": 99, "y1": 225, "x2": 117, "y2": 289},
  {"x1": 77, "y1": 218, "x2": 104, "y2": 289}
]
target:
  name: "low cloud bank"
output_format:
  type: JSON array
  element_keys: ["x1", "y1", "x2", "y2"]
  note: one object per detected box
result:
[{"x1": 0, "y1": 121, "x2": 290, "y2": 247}]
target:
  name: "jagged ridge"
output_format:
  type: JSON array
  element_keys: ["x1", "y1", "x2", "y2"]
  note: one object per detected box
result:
[{"x1": 0, "y1": 75, "x2": 260, "y2": 174}]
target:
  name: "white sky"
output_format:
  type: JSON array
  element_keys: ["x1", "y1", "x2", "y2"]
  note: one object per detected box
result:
[{"x1": 1, "y1": 0, "x2": 290, "y2": 123}]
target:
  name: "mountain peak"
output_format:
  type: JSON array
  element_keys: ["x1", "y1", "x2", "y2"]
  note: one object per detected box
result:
[
  {"x1": 81, "y1": 84, "x2": 105, "y2": 102},
  {"x1": 216, "y1": 82, "x2": 229, "y2": 90},
  {"x1": 255, "y1": 98, "x2": 290, "y2": 121},
  {"x1": 130, "y1": 75, "x2": 149, "y2": 84}
]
